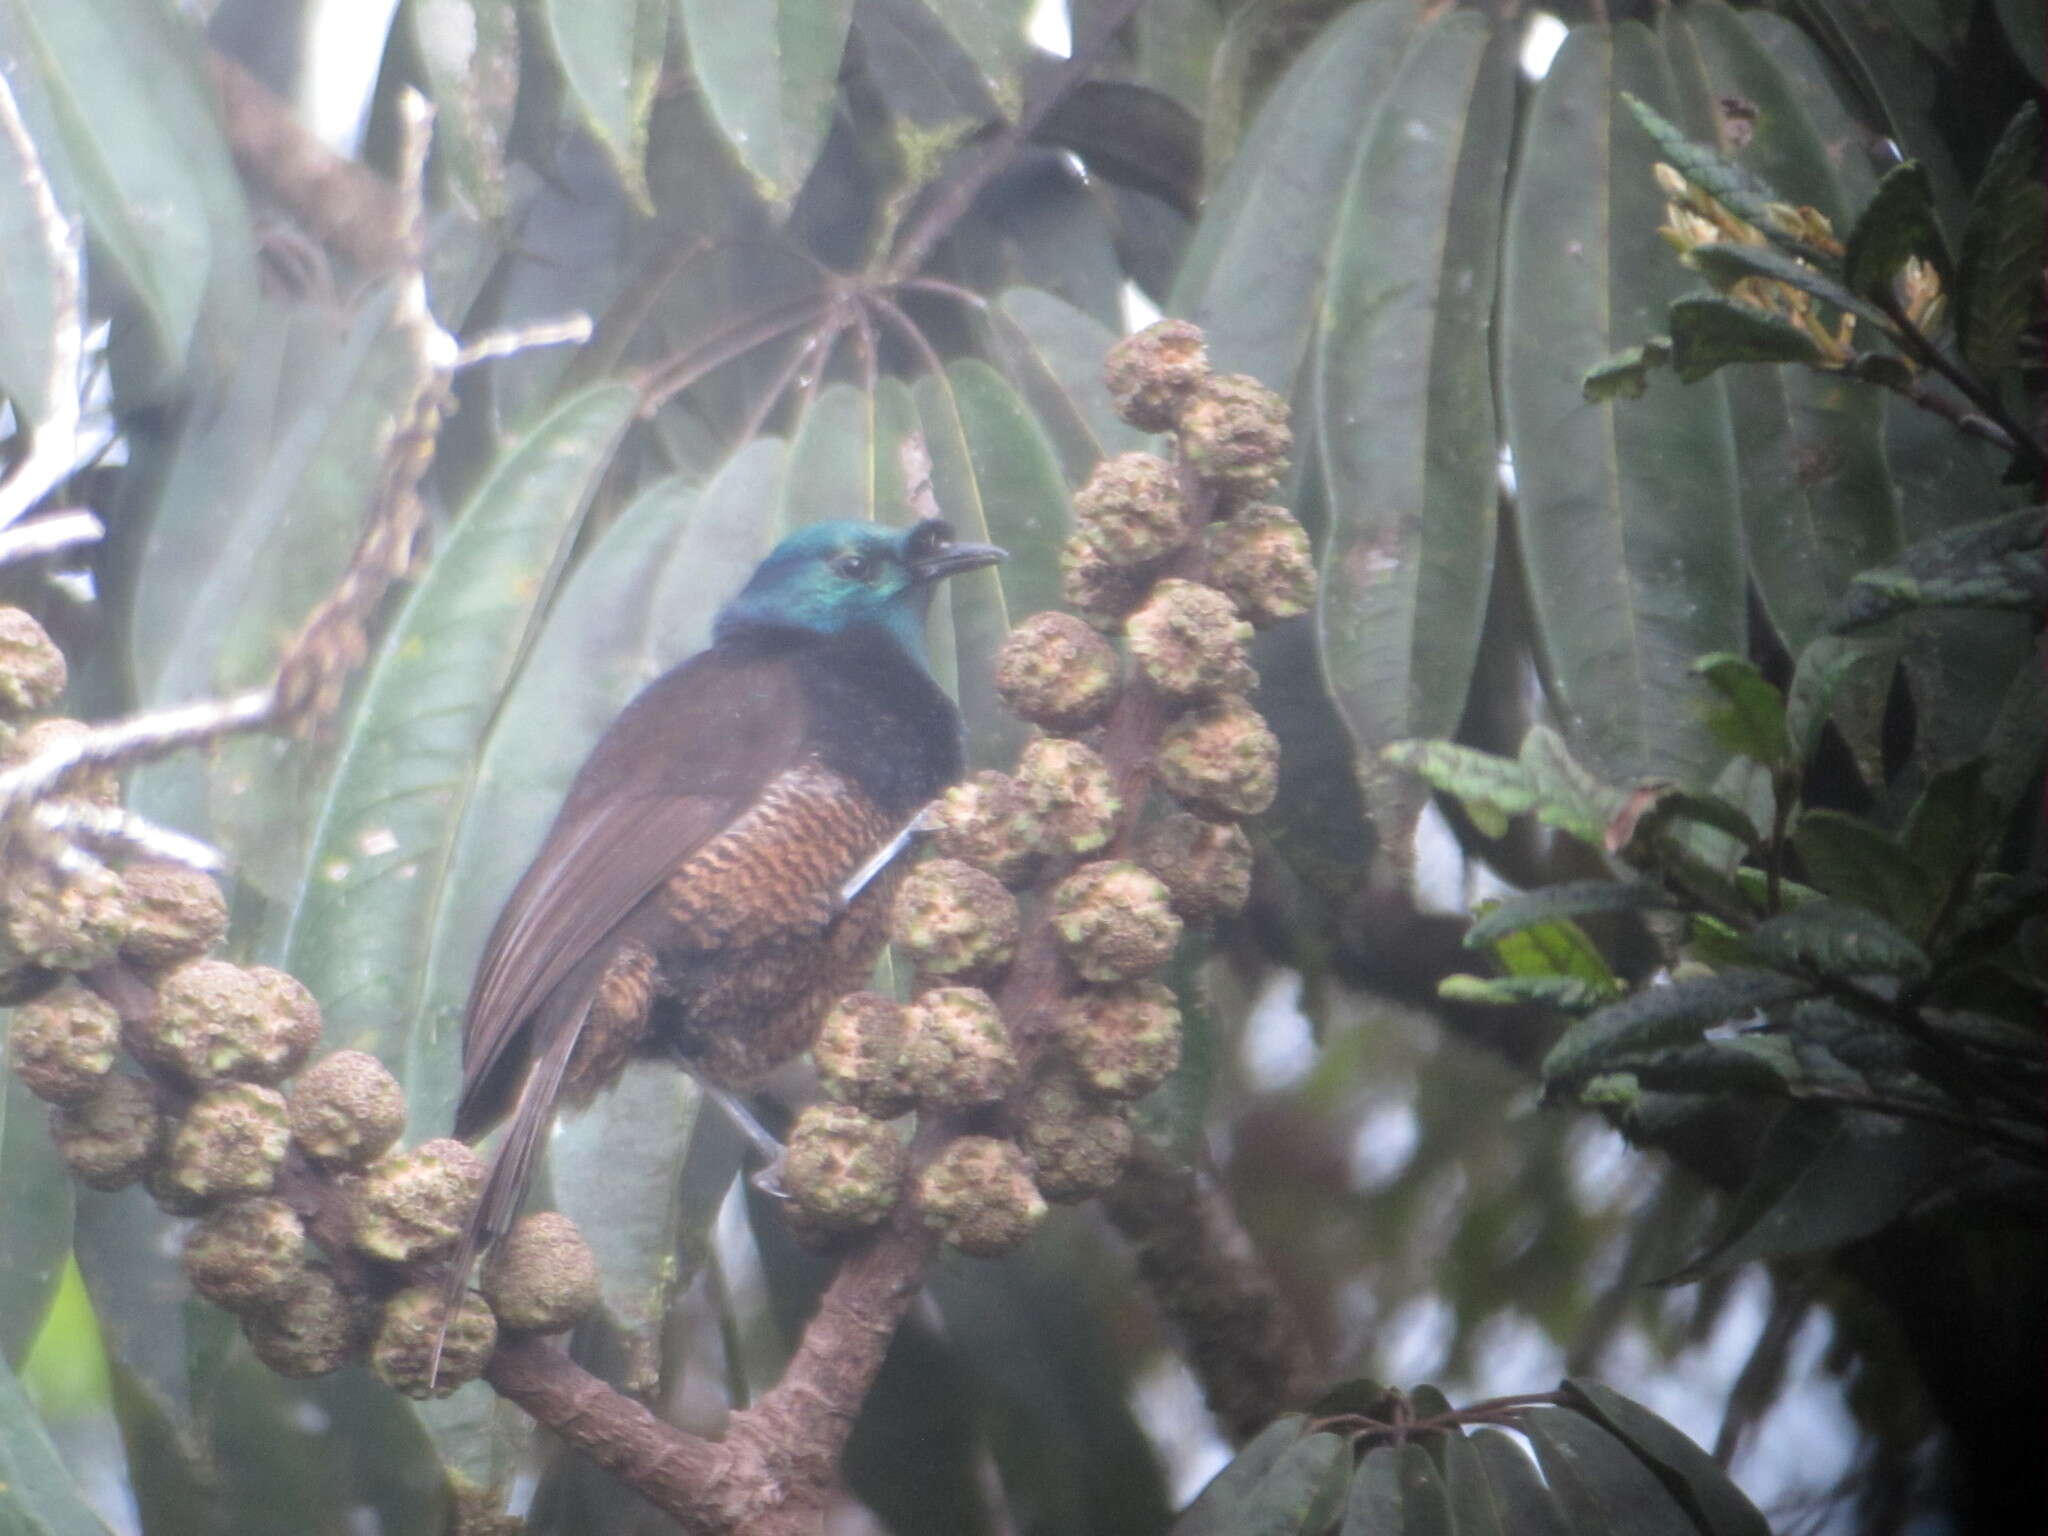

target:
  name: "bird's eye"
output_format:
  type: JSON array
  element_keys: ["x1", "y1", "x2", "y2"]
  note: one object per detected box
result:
[{"x1": 832, "y1": 553, "x2": 873, "y2": 581}]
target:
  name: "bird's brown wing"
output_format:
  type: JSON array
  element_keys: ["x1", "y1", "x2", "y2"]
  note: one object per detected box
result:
[{"x1": 455, "y1": 651, "x2": 808, "y2": 1139}]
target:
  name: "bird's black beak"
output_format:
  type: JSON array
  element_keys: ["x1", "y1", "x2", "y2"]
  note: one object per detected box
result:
[{"x1": 906, "y1": 518, "x2": 1006, "y2": 583}]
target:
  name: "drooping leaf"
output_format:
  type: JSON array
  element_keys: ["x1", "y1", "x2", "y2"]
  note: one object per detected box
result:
[
  {"x1": 1312, "y1": 9, "x2": 1513, "y2": 851},
  {"x1": 1466, "y1": 883, "x2": 1672, "y2": 948},
  {"x1": 1543, "y1": 970, "x2": 1815, "y2": 1087},
  {"x1": 1490, "y1": 916, "x2": 1624, "y2": 998},
  {"x1": 1581, "y1": 337, "x2": 1673, "y2": 402},
  {"x1": 1744, "y1": 898, "x2": 1930, "y2": 978},
  {"x1": 1792, "y1": 809, "x2": 1928, "y2": 929},
  {"x1": 1243, "y1": 1430, "x2": 1349, "y2": 1536},
  {"x1": 1175, "y1": 1416, "x2": 1309, "y2": 1536},
  {"x1": 1691, "y1": 653, "x2": 1789, "y2": 768},
  {"x1": 1900, "y1": 758, "x2": 1992, "y2": 899},
  {"x1": 1468, "y1": 1428, "x2": 1571, "y2": 1536},
  {"x1": 1439, "y1": 974, "x2": 1614, "y2": 1013},
  {"x1": 1560, "y1": 1379, "x2": 1773, "y2": 1536},
  {"x1": 1170, "y1": 0, "x2": 1426, "y2": 390},
  {"x1": 1957, "y1": 101, "x2": 2043, "y2": 374},
  {"x1": 1501, "y1": 26, "x2": 1745, "y2": 787},
  {"x1": 540, "y1": 0, "x2": 666, "y2": 208},
  {"x1": 0, "y1": 1347, "x2": 113, "y2": 1536},
  {"x1": 1843, "y1": 161, "x2": 1944, "y2": 299},
  {"x1": 1339, "y1": 1444, "x2": 1402, "y2": 1536},
  {"x1": 0, "y1": 0, "x2": 254, "y2": 392},
  {"x1": 1828, "y1": 507, "x2": 2048, "y2": 631},
  {"x1": 1433, "y1": 1425, "x2": 1509, "y2": 1536},
  {"x1": 677, "y1": 0, "x2": 855, "y2": 213},
  {"x1": 1520, "y1": 1405, "x2": 1701, "y2": 1536},
  {"x1": 1666, "y1": 296, "x2": 1826, "y2": 380}
]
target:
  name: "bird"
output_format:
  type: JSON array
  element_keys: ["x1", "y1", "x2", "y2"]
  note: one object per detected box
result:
[{"x1": 448, "y1": 515, "x2": 1004, "y2": 1285}]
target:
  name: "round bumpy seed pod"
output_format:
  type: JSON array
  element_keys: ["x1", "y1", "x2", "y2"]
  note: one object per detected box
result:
[
  {"x1": 1126, "y1": 580, "x2": 1255, "y2": 701},
  {"x1": 0, "y1": 862, "x2": 129, "y2": 974},
  {"x1": 1156, "y1": 695, "x2": 1280, "y2": 819},
  {"x1": 994, "y1": 612, "x2": 1121, "y2": 732},
  {"x1": 480, "y1": 1211, "x2": 601, "y2": 1334},
  {"x1": 161, "y1": 1083, "x2": 292, "y2": 1203},
  {"x1": 136, "y1": 960, "x2": 322, "y2": 1087},
  {"x1": 1059, "y1": 536, "x2": 1150, "y2": 631},
  {"x1": 1136, "y1": 813, "x2": 1253, "y2": 921},
  {"x1": 1017, "y1": 1072, "x2": 1134, "y2": 1201},
  {"x1": 352, "y1": 1138, "x2": 486, "y2": 1263},
  {"x1": 289, "y1": 1049, "x2": 406, "y2": 1168},
  {"x1": 244, "y1": 1265, "x2": 361, "y2": 1378},
  {"x1": 49, "y1": 1074, "x2": 161, "y2": 1190},
  {"x1": 0, "y1": 607, "x2": 67, "y2": 715},
  {"x1": 183, "y1": 1197, "x2": 311, "y2": 1313},
  {"x1": 1015, "y1": 738, "x2": 1119, "y2": 856},
  {"x1": 1060, "y1": 980, "x2": 1183, "y2": 1100},
  {"x1": 118, "y1": 864, "x2": 229, "y2": 970},
  {"x1": 901, "y1": 986, "x2": 1016, "y2": 1108},
  {"x1": 891, "y1": 859, "x2": 1019, "y2": 979},
  {"x1": 7, "y1": 980, "x2": 120, "y2": 1104},
  {"x1": 784, "y1": 1104, "x2": 907, "y2": 1232},
  {"x1": 1103, "y1": 318, "x2": 1210, "y2": 432},
  {"x1": 914, "y1": 1136, "x2": 1047, "y2": 1257},
  {"x1": 373, "y1": 1286, "x2": 498, "y2": 1398},
  {"x1": 1051, "y1": 862, "x2": 1183, "y2": 983},
  {"x1": 1205, "y1": 504, "x2": 1316, "y2": 626},
  {"x1": 931, "y1": 772, "x2": 1041, "y2": 886},
  {"x1": 1072, "y1": 453, "x2": 1192, "y2": 568},
  {"x1": 813, "y1": 991, "x2": 915, "y2": 1118},
  {"x1": 1177, "y1": 374, "x2": 1291, "y2": 503},
  {"x1": 5, "y1": 719, "x2": 119, "y2": 806}
]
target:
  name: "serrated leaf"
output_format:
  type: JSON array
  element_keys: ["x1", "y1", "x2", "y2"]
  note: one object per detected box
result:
[
  {"x1": 1383, "y1": 740, "x2": 1538, "y2": 841},
  {"x1": 1664, "y1": 1102, "x2": 1964, "y2": 1279},
  {"x1": 677, "y1": 0, "x2": 854, "y2": 213},
  {"x1": 1746, "y1": 899, "x2": 1930, "y2": 978},
  {"x1": 1492, "y1": 918, "x2": 1623, "y2": 996},
  {"x1": 1619, "y1": 90, "x2": 1816, "y2": 258},
  {"x1": 1667, "y1": 295, "x2": 1826, "y2": 379},
  {"x1": 1792, "y1": 809, "x2": 1928, "y2": 929},
  {"x1": 1518, "y1": 726, "x2": 1630, "y2": 847},
  {"x1": 1692, "y1": 653, "x2": 1790, "y2": 767},
  {"x1": 1956, "y1": 102, "x2": 2043, "y2": 371},
  {"x1": 1502, "y1": 29, "x2": 1744, "y2": 787},
  {"x1": 1520, "y1": 1406, "x2": 1702, "y2": 1536},
  {"x1": 1543, "y1": 970, "x2": 1815, "y2": 1086},
  {"x1": 1170, "y1": 0, "x2": 1426, "y2": 388},
  {"x1": 1466, "y1": 882, "x2": 1672, "y2": 947},
  {"x1": 1843, "y1": 161, "x2": 1944, "y2": 299},
  {"x1": 1783, "y1": 634, "x2": 1887, "y2": 770},
  {"x1": 1687, "y1": 241, "x2": 1884, "y2": 330},
  {"x1": 1440, "y1": 973, "x2": 1613, "y2": 1012},
  {"x1": 1, "y1": 0, "x2": 254, "y2": 391},
  {"x1": 1581, "y1": 337, "x2": 1673, "y2": 402},
  {"x1": 1902, "y1": 758, "x2": 1991, "y2": 896},
  {"x1": 0, "y1": 1347, "x2": 113, "y2": 1536},
  {"x1": 1560, "y1": 1379, "x2": 1773, "y2": 1536},
  {"x1": 542, "y1": 0, "x2": 665, "y2": 208},
  {"x1": 1314, "y1": 11, "x2": 1513, "y2": 853},
  {"x1": 1622, "y1": 1035, "x2": 1804, "y2": 1095},
  {"x1": 1828, "y1": 507, "x2": 2048, "y2": 631}
]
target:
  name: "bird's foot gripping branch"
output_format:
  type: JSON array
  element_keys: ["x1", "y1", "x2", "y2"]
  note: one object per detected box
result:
[{"x1": 1, "y1": 320, "x2": 1321, "y2": 1531}]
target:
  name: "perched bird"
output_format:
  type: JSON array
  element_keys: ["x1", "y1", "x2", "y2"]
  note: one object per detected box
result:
[{"x1": 450, "y1": 516, "x2": 1003, "y2": 1276}]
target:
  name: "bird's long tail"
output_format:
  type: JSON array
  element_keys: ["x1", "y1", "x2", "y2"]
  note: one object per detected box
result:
[{"x1": 429, "y1": 999, "x2": 587, "y2": 1386}]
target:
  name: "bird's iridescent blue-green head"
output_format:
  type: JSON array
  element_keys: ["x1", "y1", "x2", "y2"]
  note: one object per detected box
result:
[{"x1": 715, "y1": 518, "x2": 1005, "y2": 662}]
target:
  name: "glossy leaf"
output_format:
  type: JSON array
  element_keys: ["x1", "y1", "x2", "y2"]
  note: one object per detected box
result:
[
  {"x1": 541, "y1": 0, "x2": 665, "y2": 207},
  {"x1": 1440, "y1": 973, "x2": 1614, "y2": 1013},
  {"x1": 1468, "y1": 1429, "x2": 1570, "y2": 1536},
  {"x1": 1174, "y1": 1415, "x2": 1308, "y2": 1535},
  {"x1": 1560, "y1": 1379, "x2": 1772, "y2": 1536},
  {"x1": 1544, "y1": 970, "x2": 1815, "y2": 1087},
  {"x1": 0, "y1": 1069, "x2": 70, "y2": 1369},
  {"x1": 1312, "y1": 10, "x2": 1512, "y2": 848},
  {"x1": 274, "y1": 383, "x2": 636, "y2": 1130},
  {"x1": 1243, "y1": 1430, "x2": 1348, "y2": 1536},
  {"x1": 678, "y1": 0, "x2": 855, "y2": 212},
  {"x1": 1, "y1": 0, "x2": 253, "y2": 388},
  {"x1": 1500, "y1": 25, "x2": 1744, "y2": 787},
  {"x1": 1665, "y1": 296, "x2": 1824, "y2": 379},
  {"x1": 0, "y1": 1348, "x2": 112, "y2": 1536},
  {"x1": 1435, "y1": 1425, "x2": 1509, "y2": 1536},
  {"x1": 1521, "y1": 1405, "x2": 1698, "y2": 1536},
  {"x1": 1338, "y1": 1444, "x2": 1400, "y2": 1535},
  {"x1": 922, "y1": 0, "x2": 1031, "y2": 118},
  {"x1": 1170, "y1": 0, "x2": 1425, "y2": 389}
]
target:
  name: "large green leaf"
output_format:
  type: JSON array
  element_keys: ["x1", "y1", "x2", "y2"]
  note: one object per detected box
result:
[
  {"x1": 0, "y1": 1347, "x2": 112, "y2": 1536},
  {"x1": 1659, "y1": 5, "x2": 1901, "y2": 655},
  {"x1": 782, "y1": 379, "x2": 923, "y2": 529},
  {"x1": 677, "y1": 0, "x2": 855, "y2": 213},
  {"x1": 1169, "y1": 0, "x2": 1424, "y2": 391},
  {"x1": 987, "y1": 287, "x2": 1155, "y2": 485},
  {"x1": 0, "y1": 1068, "x2": 70, "y2": 1370},
  {"x1": 1312, "y1": 10, "x2": 1511, "y2": 848},
  {"x1": 540, "y1": 0, "x2": 666, "y2": 207},
  {"x1": 0, "y1": 0, "x2": 251, "y2": 392},
  {"x1": 271, "y1": 383, "x2": 636, "y2": 1126},
  {"x1": 1499, "y1": 22, "x2": 1744, "y2": 787},
  {"x1": 1520, "y1": 1406, "x2": 1698, "y2": 1536},
  {"x1": 1955, "y1": 102, "x2": 2043, "y2": 375},
  {"x1": 1559, "y1": 1379, "x2": 1771, "y2": 1536},
  {"x1": 0, "y1": 47, "x2": 71, "y2": 428},
  {"x1": 1544, "y1": 971, "x2": 1815, "y2": 1087}
]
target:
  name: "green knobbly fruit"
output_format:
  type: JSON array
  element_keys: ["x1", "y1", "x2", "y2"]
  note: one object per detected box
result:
[
  {"x1": 1103, "y1": 318, "x2": 1211, "y2": 432},
  {"x1": 49, "y1": 1074, "x2": 162, "y2": 1190},
  {"x1": 1072, "y1": 453, "x2": 1192, "y2": 568},
  {"x1": 0, "y1": 607, "x2": 67, "y2": 715},
  {"x1": 7, "y1": 980, "x2": 120, "y2": 1104},
  {"x1": 995, "y1": 612, "x2": 1122, "y2": 731},
  {"x1": 914, "y1": 1136, "x2": 1047, "y2": 1257},
  {"x1": 0, "y1": 861, "x2": 130, "y2": 974},
  {"x1": 137, "y1": 959, "x2": 322, "y2": 1086},
  {"x1": 289, "y1": 1049, "x2": 407, "y2": 1168},
  {"x1": 1059, "y1": 980, "x2": 1183, "y2": 1100},
  {"x1": 244, "y1": 1265, "x2": 360, "y2": 1378},
  {"x1": 1177, "y1": 374, "x2": 1291, "y2": 503},
  {"x1": 1136, "y1": 813, "x2": 1253, "y2": 921},
  {"x1": 1204, "y1": 505, "x2": 1316, "y2": 626},
  {"x1": 373, "y1": 1285, "x2": 498, "y2": 1398},
  {"x1": 784, "y1": 1104, "x2": 907, "y2": 1232},
  {"x1": 480, "y1": 1212, "x2": 601, "y2": 1334},
  {"x1": 901, "y1": 986, "x2": 1017, "y2": 1109},
  {"x1": 161, "y1": 1083, "x2": 292, "y2": 1204},
  {"x1": 930, "y1": 772, "x2": 1042, "y2": 886},
  {"x1": 1156, "y1": 695, "x2": 1280, "y2": 819},
  {"x1": 1017, "y1": 1072, "x2": 1134, "y2": 1201},
  {"x1": 1051, "y1": 862, "x2": 1183, "y2": 983},
  {"x1": 890, "y1": 858, "x2": 1019, "y2": 978},
  {"x1": 1059, "y1": 534, "x2": 1150, "y2": 631},
  {"x1": 183, "y1": 1197, "x2": 312, "y2": 1313},
  {"x1": 813, "y1": 991, "x2": 917, "y2": 1118},
  {"x1": 352, "y1": 1138, "x2": 487, "y2": 1263},
  {"x1": 1126, "y1": 580, "x2": 1255, "y2": 700},
  {"x1": 118, "y1": 863, "x2": 230, "y2": 970},
  {"x1": 1015, "y1": 738, "x2": 1120, "y2": 856}
]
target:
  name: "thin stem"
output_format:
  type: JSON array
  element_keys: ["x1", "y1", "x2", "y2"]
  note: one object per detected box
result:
[
  {"x1": 1875, "y1": 296, "x2": 2047, "y2": 470},
  {"x1": 637, "y1": 293, "x2": 835, "y2": 412}
]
